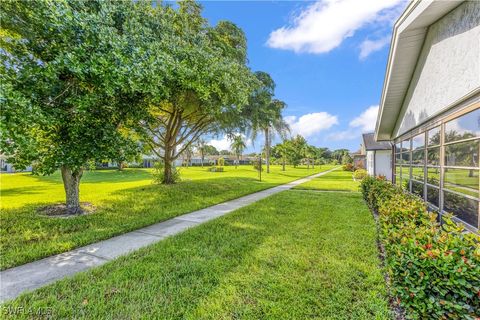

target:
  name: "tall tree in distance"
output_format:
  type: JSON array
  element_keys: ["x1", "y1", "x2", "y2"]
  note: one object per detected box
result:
[
  {"x1": 244, "y1": 72, "x2": 289, "y2": 173},
  {"x1": 230, "y1": 135, "x2": 247, "y2": 168}
]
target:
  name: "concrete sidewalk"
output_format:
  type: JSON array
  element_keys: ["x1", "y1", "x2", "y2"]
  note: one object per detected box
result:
[{"x1": 0, "y1": 168, "x2": 337, "y2": 302}]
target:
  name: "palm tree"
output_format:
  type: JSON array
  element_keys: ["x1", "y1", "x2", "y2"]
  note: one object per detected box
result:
[
  {"x1": 196, "y1": 139, "x2": 207, "y2": 167},
  {"x1": 230, "y1": 135, "x2": 246, "y2": 168}
]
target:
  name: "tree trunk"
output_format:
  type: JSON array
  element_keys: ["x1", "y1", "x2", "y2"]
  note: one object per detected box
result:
[
  {"x1": 265, "y1": 128, "x2": 270, "y2": 173},
  {"x1": 118, "y1": 161, "x2": 124, "y2": 171},
  {"x1": 61, "y1": 166, "x2": 83, "y2": 213},
  {"x1": 282, "y1": 156, "x2": 286, "y2": 171},
  {"x1": 201, "y1": 152, "x2": 204, "y2": 167},
  {"x1": 163, "y1": 144, "x2": 175, "y2": 184},
  {"x1": 236, "y1": 154, "x2": 239, "y2": 169}
]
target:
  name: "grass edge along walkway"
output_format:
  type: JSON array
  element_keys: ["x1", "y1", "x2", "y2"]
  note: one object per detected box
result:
[
  {"x1": 0, "y1": 168, "x2": 338, "y2": 303},
  {"x1": 2, "y1": 189, "x2": 390, "y2": 319}
]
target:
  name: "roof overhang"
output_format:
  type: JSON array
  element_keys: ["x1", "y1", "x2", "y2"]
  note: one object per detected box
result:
[{"x1": 375, "y1": 0, "x2": 463, "y2": 141}]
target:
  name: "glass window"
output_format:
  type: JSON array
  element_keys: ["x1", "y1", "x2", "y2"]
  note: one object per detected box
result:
[
  {"x1": 395, "y1": 152, "x2": 401, "y2": 163},
  {"x1": 444, "y1": 168, "x2": 479, "y2": 198},
  {"x1": 427, "y1": 126, "x2": 441, "y2": 146},
  {"x1": 402, "y1": 139, "x2": 411, "y2": 152},
  {"x1": 427, "y1": 147, "x2": 440, "y2": 166},
  {"x1": 412, "y1": 133, "x2": 425, "y2": 150},
  {"x1": 412, "y1": 180, "x2": 424, "y2": 198},
  {"x1": 412, "y1": 166, "x2": 424, "y2": 181},
  {"x1": 426, "y1": 167, "x2": 440, "y2": 186},
  {"x1": 443, "y1": 191, "x2": 479, "y2": 228},
  {"x1": 445, "y1": 139, "x2": 479, "y2": 167},
  {"x1": 395, "y1": 165, "x2": 401, "y2": 177},
  {"x1": 412, "y1": 149, "x2": 424, "y2": 165},
  {"x1": 445, "y1": 109, "x2": 480, "y2": 143},
  {"x1": 395, "y1": 142, "x2": 401, "y2": 153},
  {"x1": 427, "y1": 186, "x2": 439, "y2": 208},
  {"x1": 401, "y1": 152, "x2": 410, "y2": 164}
]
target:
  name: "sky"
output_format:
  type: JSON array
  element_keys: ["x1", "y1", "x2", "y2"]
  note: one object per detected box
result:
[{"x1": 200, "y1": 0, "x2": 409, "y2": 153}]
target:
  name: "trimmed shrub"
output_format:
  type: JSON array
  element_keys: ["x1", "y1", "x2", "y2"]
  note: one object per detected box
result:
[
  {"x1": 342, "y1": 163, "x2": 354, "y2": 171},
  {"x1": 353, "y1": 169, "x2": 367, "y2": 180},
  {"x1": 217, "y1": 157, "x2": 225, "y2": 167},
  {"x1": 208, "y1": 166, "x2": 224, "y2": 172},
  {"x1": 361, "y1": 177, "x2": 480, "y2": 319}
]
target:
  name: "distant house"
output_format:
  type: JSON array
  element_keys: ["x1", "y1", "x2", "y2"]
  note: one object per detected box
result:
[
  {"x1": 375, "y1": 1, "x2": 479, "y2": 230},
  {"x1": 361, "y1": 133, "x2": 392, "y2": 180},
  {"x1": 350, "y1": 151, "x2": 365, "y2": 169},
  {"x1": 0, "y1": 154, "x2": 32, "y2": 173}
]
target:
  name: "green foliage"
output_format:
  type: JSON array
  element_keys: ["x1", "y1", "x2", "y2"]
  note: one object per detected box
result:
[
  {"x1": 361, "y1": 177, "x2": 480, "y2": 319},
  {"x1": 341, "y1": 153, "x2": 353, "y2": 165},
  {"x1": 217, "y1": 157, "x2": 225, "y2": 167},
  {"x1": 152, "y1": 162, "x2": 181, "y2": 184},
  {"x1": 353, "y1": 169, "x2": 367, "y2": 180},
  {"x1": 342, "y1": 163, "x2": 354, "y2": 172},
  {"x1": 207, "y1": 166, "x2": 224, "y2": 172},
  {"x1": 253, "y1": 157, "x2": 264, "y2": 172}
]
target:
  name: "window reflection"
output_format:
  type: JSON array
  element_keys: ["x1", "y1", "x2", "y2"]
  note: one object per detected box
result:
[
  {"x1": 412, "y1": 133, "x2": 425, "y2": 150},
  {"x1": 401, "y1": 152, "x2": 411, "y2": 164},
  {"x1": 412, "y1": 180, "x2": 424, "y2": 198},
  {"x1": 412, "y1": 166, "x2": 424, "y2": 181},
  {"x1": 444, "y1": 168, "x2": 479, "y2": 198},
  {"x1": 426, "y1": 167, "x2": 440, "y2": 186},
  {"x1": 402, "y1": 139, "x2": 411, "y2": 152},
  {"x1": 445, "y1": 109, "x2": 480, "y2": 143},
  {"x1": 445, "y1": 139, "x2": 479, "y2": 167},
  {"x1": 428, "y1": 127, "x2": 441, "y2": 146},
  {"x1": 443, "y1": 191, "x2": 479, "y2": 228},
  {"x1": 427, "y1": 147, "x2": 440, "y2": 166},
  {"x1": 412, "y1": 149, "x2": 424, "y2": 165},
  {"x1": 427, "y1": 187, "x2": 439, "y2": 207}
]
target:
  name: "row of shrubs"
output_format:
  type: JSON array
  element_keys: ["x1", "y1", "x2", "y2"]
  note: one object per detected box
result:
[{"x1": 360, "y1": 176, "x2": 479, "y2": 319}]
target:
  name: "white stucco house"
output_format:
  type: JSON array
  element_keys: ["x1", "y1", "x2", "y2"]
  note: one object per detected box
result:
[
  {"x1": 361, "y1": 133, "x2": 392, "y2": 181},
  {"x1": 375, "y1": 0, "x2": 480, "y2": 231}
]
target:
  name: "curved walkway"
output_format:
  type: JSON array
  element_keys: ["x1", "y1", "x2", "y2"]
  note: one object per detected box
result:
[{"x1": 0, "y1": 167, "x2": 337, "y2": 303}]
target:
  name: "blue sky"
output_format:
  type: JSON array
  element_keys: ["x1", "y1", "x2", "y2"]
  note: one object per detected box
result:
[{"x1": 201, "y1": 0, "x2": 408, "y2": 153}]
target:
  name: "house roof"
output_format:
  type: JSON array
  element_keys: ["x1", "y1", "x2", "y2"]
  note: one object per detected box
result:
[
  {"x1": 362, "y1": 133, "x2": 392, "y2": 151},
  {"x1": 375, "y1": 0, "x2": 463, "y2": 141}
]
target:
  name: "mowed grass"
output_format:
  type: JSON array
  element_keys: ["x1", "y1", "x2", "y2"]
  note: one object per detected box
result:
[
  {"x1": 0, "y1": 165, "x2": 334, "y2": 269},
  {"x1": 4, "y1": 191, "x2": 390, "y2": 319},
  {"x1": 294, "y1": 169, "x2": 360, "y2": 192}
]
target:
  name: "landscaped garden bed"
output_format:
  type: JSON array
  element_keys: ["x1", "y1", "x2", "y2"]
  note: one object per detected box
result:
[{"x1": 361, "y1": 176, "x2": 480, "y2": 319}]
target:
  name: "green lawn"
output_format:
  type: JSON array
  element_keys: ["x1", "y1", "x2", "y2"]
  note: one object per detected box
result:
[
  {"x1": 4, "y1": 191, "x2": 390, "y2": 319},
  {"x1": 0, "y1": 165, "x2": 334, "y2": 269},
  {"x1": 293, "y1": 169, "x2": 360, "y2": 192}
]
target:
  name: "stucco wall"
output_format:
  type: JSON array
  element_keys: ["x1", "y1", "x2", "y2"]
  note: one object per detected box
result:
[
  {"x1": 374, "y1": 150, "x2": 392, "y2": 181},
  {"x1": 394, "y1": 1, "x2": 480, "y2": 137}
]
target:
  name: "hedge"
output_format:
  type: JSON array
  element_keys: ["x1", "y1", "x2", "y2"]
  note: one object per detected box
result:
[{"x1": 360, "y1": 176, "x2": 480, "y2": 319}]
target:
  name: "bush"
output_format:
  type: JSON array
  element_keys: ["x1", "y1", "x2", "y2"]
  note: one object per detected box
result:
[
  {"x1": 342, "y1": 163, "x2": 354, "y2": 171},
  {"x1": 208, "y1": 166, "x2": 224, "y2": 172},
  {"x1": 353, "y1": 169, "x2": 367, "y2": 180},
  {"x1": 217, "y1": 157, "x2": 225, "y2": 167},
  {"x1": 152, "y1": 162, "x2": 181, "y2": 184},
  {"x1": 360, "y1": 177, "x2": 480, "y2": 319}
]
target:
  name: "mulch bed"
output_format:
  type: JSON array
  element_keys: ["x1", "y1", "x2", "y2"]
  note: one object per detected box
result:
[{"x1": 38, "y1": 202, "x2": 96, "y2": 218}]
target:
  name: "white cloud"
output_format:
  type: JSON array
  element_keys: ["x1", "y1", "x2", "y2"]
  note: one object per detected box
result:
[
  {"x1": 208, "y1": 135, "x2": 251, "y2": 151},
  {"x1": 328, "y1": 105, "x2": 379, "y2": 141},
  {"x1": 267, "y1": 0, "x2": 403, "y2": 54},
  {"x1": 359, "y1": 36, "x2": 391, "y2": 59},
  {"x1": 349, "y1": 105, "x2": 379, "y2": 132},
  {"x1": 286, "y1": 112, "x2": 338, "y2": 138}
]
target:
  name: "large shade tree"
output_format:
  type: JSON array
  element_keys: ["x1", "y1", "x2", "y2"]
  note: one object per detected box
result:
[
  {"x1": 0, "y1": 1, "x2": 156, "y2": 213},
  {"x1": 141, "y1": 1, "x2": 257, "y2": 184}
]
